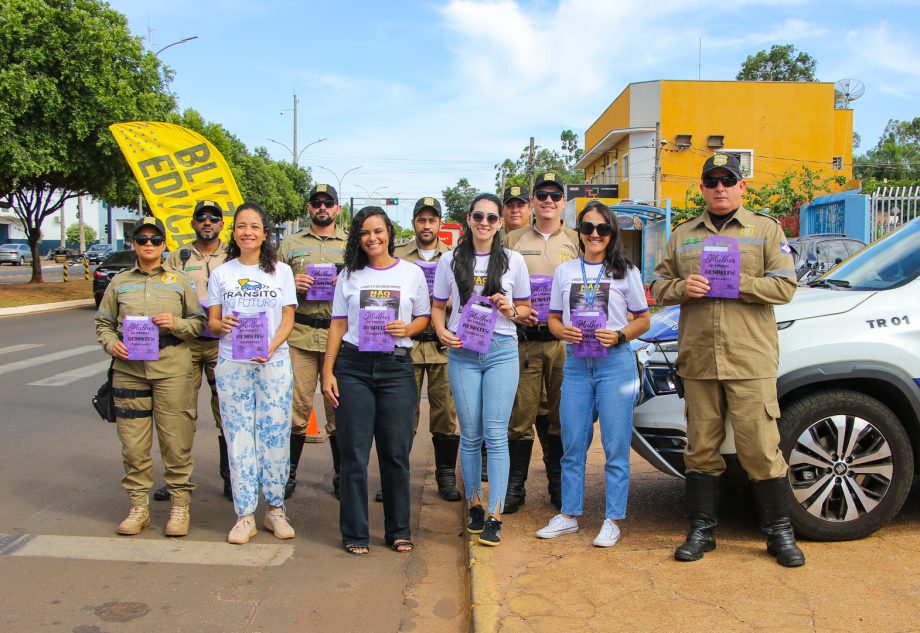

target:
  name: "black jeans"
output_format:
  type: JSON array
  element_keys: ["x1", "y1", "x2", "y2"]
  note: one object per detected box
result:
[{"x1": 335, "y1": 344, "x2": 417, "y2": 546}]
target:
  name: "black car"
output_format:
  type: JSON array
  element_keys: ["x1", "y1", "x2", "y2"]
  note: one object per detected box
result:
[
  {"x1": 85, "y1": 243, "x2": 114, "y2": 264},
  {"x1": 92, "y1": 251, "x2": 138, "y2": 307},
  {"x1": 788, "y1": 233, "x2": 865, "y2": 283}
]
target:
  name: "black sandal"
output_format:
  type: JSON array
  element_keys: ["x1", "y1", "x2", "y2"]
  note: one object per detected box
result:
[
  {"x1": 344, "y1": 543, "x2": 369, "y2": 556},
  {"x1": 390, "y1": 539, "x2": 414, "y2": 553}
]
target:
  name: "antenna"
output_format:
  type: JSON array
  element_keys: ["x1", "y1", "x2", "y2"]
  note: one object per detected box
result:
[{"x1": 834, "y1": 78, "x2": 865, "y2": 109}]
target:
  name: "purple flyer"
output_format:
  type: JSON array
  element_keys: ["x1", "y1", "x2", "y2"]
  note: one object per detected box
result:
[
  {"x1": 306, "y1": 263, "x2": 336, "y2": 301},
  {"x1": 359, "y1": 307, "x2": 396, "y2": 352},
  {"x1": 456, "y1": 295, "x2": 497, "y2": 354},
  {"x1": 572, "y1": 309, "x2": 607, "y2": 358},
  {"x1": 700, "y1": 236, "x2": 741, "y2": 299},
  {"x1": 416, "y1": 260, "x2": 437, "y2": 294},
  {"x1": 529, "y1": 275, "x2": 553, "y2": 323},
  {"x1": 123, "y1": 316, "x2": 159, "y2": 361},
  {"x1": 232, "y1": 311, "x2": 269, "y2": 360}
]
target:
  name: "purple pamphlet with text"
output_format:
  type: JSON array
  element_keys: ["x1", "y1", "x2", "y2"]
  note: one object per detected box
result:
[
  {"x1": 529, "y1": 275, "x2": 553, "y2": 323},
  {"x1": 700, "y1": 236, "x2": 741, "y2": 299},
  {"x1": 456, "y1": 295, "x2": 498, "y2": 354},
  {"x1": 416, "y1": 260, "x2": 437, "y2": 294},
  {"x1": 123, "y1": 316, "x2": 159, "y2": 361},
  {"x1": 306, "y1": 263, "x2": 336, "y2": 301},
  {"x1": 232, "y1": 311, "x2": 269, "y2": 360},
  {"x1": 572, "y1": 309, "x2": 607, "y2": 358},
  {"x1": 359, "y1": 307, "x2": 396, "y2": 352}
]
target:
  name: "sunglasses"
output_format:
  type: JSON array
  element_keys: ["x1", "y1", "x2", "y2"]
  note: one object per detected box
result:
[
  {"x1": 534, "y1": 191, "x2": 564, "y2": 202},
  {"x1": 133, "y1": 235, "x2": 165, "y2": 246},
  {"x1": 310, "y1": 198, "x2": 336, "y2": 208},
  {"x1": 702, "y1": 175, "x2": 739, "y2": 189},
  {"x1": 470, "y1": 211, "x2": 501, "y2": 225},
  {"x1": 193, "y1": 213, "x2": 222, "y2": 224},
  {"x1": 578, "y1": 221, "x2": 613, "y2": 237}
]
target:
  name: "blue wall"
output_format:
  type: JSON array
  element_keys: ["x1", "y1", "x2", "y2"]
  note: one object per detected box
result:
[{"x1": 799, "y1": 190, "x2": 870, "y2": 243}]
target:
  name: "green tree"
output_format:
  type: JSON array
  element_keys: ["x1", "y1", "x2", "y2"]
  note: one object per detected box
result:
[
  {"x1": 66, "y1": 222, "x2": 96, "y2": 246},
  {"x1": 854, "y1": 118, "x2": 920, "y2": 183},
  {"x1": 736, "y1": 44, "x2": 818, "y2": 82},
  {"x1": 442, "y1": 178, "x2": 479, "y2": 224},
  {"x1": 0, "y1": 0, "x2": 175, "y2": 282},
  {"x1": 494, "y1": 130, "x2": 585, "y2": 193}
]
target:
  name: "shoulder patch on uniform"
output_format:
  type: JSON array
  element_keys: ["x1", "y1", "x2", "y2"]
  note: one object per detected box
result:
[{"x1": 780, "y1": 241, "x2": 792, "y2": 255}]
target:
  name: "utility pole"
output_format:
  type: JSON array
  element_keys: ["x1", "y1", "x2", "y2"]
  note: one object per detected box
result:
[
  {"x1": 59, "y1": 204, "x2": 66, "y2": 247},
  {"x1": 528, "y1": 137, "x2": 536, "y2": 192},
  {"x1": 77, "y1": 196, "x2": 86, "y2": 252},
  {"x1": 654, "y1": 121, "x2": 662, "y2": 202}
]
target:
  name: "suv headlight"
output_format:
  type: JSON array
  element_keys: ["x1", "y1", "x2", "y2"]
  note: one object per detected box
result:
[{"x1": 646, "y1": 365, "x2": 678, "y2": 395}]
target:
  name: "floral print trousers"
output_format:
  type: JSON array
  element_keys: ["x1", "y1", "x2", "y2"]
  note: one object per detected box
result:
[{"x1": 215, "y1": 357, "x2": 293, "y2": 516}]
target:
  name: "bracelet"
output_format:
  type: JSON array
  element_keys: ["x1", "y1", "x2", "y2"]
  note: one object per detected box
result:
[
  {"x1": 324, "y1": 354, "x2": 337, "y2": 361},
  {"x1": 510, "y1": 305, "x2": 519, "y2": 318}
]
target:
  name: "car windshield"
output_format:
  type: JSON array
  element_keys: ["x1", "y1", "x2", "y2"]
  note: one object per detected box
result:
[
  {"x1": 821, "y1": 219, "x2": 920, "y2": 290},
  {"x1": 102, "y1": 251, "x2": 137, "y2": 266}
]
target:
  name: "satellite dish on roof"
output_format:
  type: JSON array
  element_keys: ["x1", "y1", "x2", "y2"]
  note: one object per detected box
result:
[{"x1": 835, "y1": 78, "x2": 865, "y2": 109}]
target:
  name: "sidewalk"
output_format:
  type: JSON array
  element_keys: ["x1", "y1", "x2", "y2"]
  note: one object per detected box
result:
[
  {"x1": 463, "y1": 428, "x2": 920, "y2": 633},
  {"x1": 0, "y1": 298, "x2": 94, "y2": 317}
]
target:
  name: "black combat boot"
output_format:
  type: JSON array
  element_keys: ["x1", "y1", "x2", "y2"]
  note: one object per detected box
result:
[
  {"x1": 480, "y1": 443, "x2": 488, "y2": 482},
  {"x1": 218, "y1": 435, "x2": 232, "y2": 500},
  {"x1": 752, "y1": 477, "x2": 806, "y2": 567},
  {"x1": 546, "y1": 433, "x2": 563, "y2": 510},
  {"x1": 674, "y1": 472, "x2": 720, "y2": 562},
  {"x1": 432, "y1": 434, "x2": 462, "y2": 501},
  {"x1": 329, "y1": 433, "x2": 341, "y2": 500},
  {"x1": 503, "y1": 439, "x2": 534, "y2": 514},
  {"x1": 284, "y1": 433, "x2": 306, "y2": 499}
]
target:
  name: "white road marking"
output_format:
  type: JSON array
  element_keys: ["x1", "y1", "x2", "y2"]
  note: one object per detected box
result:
[
  {"x1": 0, "y1": 532, "x2": 293, "y2": 567},
  {"x1": 0, "y1": 344, "x2": 44, "y2": 356},
  {"x1": 0, "y1": 345, "x2": 99, "y2": 377},
  {"x1": 28, "y1": 359, "x2": 111, "y2": 386}
]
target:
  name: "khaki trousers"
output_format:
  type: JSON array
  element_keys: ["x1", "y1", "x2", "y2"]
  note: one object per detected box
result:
[
  {"x1": 188, "y1": 337, "x2": 221, "y2": 430},
  {"x1": 290, "y1": 346, "x2": 337, "y2": 435},
  {"x1": 683, "y1": 377, "x2": 788, "y2": 480},
  {"x1": 412, "y1": 362, "x2": 458, "y2": 436},
  {"x1": 113, "y1": 371, "x2": 196, "y2": 506},
  {"x1": 508, "y1": 339, "x2": 564, "y2": 439}
]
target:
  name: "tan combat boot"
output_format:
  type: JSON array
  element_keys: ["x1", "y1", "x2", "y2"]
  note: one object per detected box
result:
[
  {"x1": 117, "y1": 505, "x2": 150, "y2": 535},
  {"x1": 263, "y1": 507, "x2": 295, "y2": 539},
  {"x1": 164, "y1": 505, "x2": 190, "y2": 537},
  {"x1": 228, "y1": 514, "x2": 257, "y2": 545}
]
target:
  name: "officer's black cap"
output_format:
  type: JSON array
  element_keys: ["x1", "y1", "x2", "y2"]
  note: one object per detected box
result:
[
  {"x1": 309, "y1": 184, "x2": 338, "y2": 203},
  {"x1": 132, "y1": 217, "x2": 165, "y2": 237},
  {"x1": 193, "y1": 200, "x2": 222, "y2": 217},
  {"x1": 502, "y1": 185, "x2": 530, "y2": 204},
  {"x1": 701, "y1": 153, "x2": 744, "y2": 179},
  {"x1": 532, "y1": 172, "x2": 565, "y2": 193},
  {"x1": 413, "y1": 197, "x2": 442, "y2": 218}
]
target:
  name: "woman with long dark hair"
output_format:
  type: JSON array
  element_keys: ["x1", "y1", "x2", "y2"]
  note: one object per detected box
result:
[
  {"x1": 207, "y1": 202, "x2": 298, "y2": 544},
  {"x1": 535, "y1": 200, "x2": 650, "y2": 547},
  {"x1": 431, "y1": 193, "x2": 532, "y2": 546},
  {"x1": 322, "y1": 206, "x2": 431, "y2": 555}
]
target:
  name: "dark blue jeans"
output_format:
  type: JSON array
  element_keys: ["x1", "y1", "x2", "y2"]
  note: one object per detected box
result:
[{"x1": 334, "y1": 344, "x2": 417, "y2": 546}]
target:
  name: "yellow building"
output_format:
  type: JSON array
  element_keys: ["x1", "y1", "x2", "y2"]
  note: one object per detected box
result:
[{"x1": 575, "y1": 80, "x2": 853, "y2": 207}]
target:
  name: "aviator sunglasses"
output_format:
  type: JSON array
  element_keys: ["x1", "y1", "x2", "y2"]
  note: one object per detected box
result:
[
  {"x1": 194, "y1": 213, "x2": 222, "y2": 224},
  {"x1": 702, "y1": 175, "x2": 739, "y2": 189},
  {"x1": 310, "y1": 198, "x2": 336, "y2": 208},
  {"x1": 133, "y1": 235, "x2": 166, "y2": 246},
  {"x1": 534, "y1": 191, "x2": 564, "y2": 202},
  {"x1": 578, "y1": 221, "x2": 613, "y2": 237},
  {"x1": 470, "y1": 211, "x2": 501, "y2": 224}
]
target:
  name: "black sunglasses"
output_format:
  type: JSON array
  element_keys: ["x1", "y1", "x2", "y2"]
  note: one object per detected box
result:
[
  {"x1": 133, "y1": 235, "x2": 166, "y2": 246},
  {"x1": 193, "y1": 213, "x2": 222, "y2": 224},
  {"x1": 310, "y1": 198, "x2": 336, "y2": 208},
  {"x1": 534, "y1": 191, "x2": 564, "y2": 202},
  {"x1": 470, "y1": 211, "x2": 500, "y2": 225},
  {"x1": 702, "y1": 175, "x2": 739, "y2": 189},
  {"x1": 578, "y1": 221, "x2": 613, "y2": 237}
]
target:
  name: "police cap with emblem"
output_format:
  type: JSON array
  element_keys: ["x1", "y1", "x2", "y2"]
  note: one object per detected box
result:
[
  {"x1": 502, "y1": 185, "x2": 530, "y2": 204},
  {"x1": 532, "y1": 172, "x2": 565, "y2": 193},
  {"x1": 131, "y1": 216, "x2": 165, "y2": 237},
  {"x1": 413, "y1": 197, "x2": 442, "y2": 218},
  {"x1": 701, "y1": 153, "x2": 744, "y2": 180},
  {"x1": 309, "y1": 184, "x2": 339, "y2": 203}
]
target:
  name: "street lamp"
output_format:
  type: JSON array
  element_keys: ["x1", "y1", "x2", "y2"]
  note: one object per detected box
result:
[
  {"x1": 155, "y1": 36, "x2": 199, "y2": 56},
  {"x1": 316, "y1": 166, "x2": 362, "y2": 217},
  {"x1": 353, "y1": 185, "x2": 388, "y2": 203},
  {"x1": 268, "y1": 137, "x2": 327, "y2": 166}
]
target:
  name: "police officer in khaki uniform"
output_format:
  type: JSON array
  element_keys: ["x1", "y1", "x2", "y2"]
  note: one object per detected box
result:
[
  {"x1": 504, "y1": 173, "x2": 580, "y2": 512},
  {"x1": 278, "y1": 184, "x2": 346, "y2": 498},
  {"x1": 502, "y1": 185, "x2": 531, "y2": 234},
  {"x1": 650, "y1": 153, "x2": 804, "y2": 567},
  {"x1": 152, "y1": 200, "x2": 230, "y2": 502},
  {"x1": 95, "y1": 219, "x2": 205, "y2": 537},
  {"x1": 394, "y1": 197, "x2": 461, "y2": 501}
]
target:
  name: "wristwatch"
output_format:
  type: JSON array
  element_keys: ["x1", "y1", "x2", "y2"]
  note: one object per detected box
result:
[{"x1": 616, "y1": 330, "x2": 627, "y2": 346}]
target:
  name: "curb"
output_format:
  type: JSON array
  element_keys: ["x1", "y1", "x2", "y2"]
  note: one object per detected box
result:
[
  {"x1": 466, "y1": 529, "x2": 501, "y2": 632},
  {"x1": 0, "y1": 299, "x2": 95, "y2": 317}
]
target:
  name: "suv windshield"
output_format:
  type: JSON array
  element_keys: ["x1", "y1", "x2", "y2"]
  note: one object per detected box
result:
[
  {"x1": 822, "y1": 219, "x2": 920, "y2": 290},
  {"x1": 103, "y1": 251, "x2": 138, "y2": 266}
]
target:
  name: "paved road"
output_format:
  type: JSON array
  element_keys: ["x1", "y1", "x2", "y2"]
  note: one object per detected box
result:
[
  {"x1": 0, "y1": 261, "x2": 93, "y2": 283},
  {"x1": 0, "y1": 307, "x2": 466, "y2": 633}
]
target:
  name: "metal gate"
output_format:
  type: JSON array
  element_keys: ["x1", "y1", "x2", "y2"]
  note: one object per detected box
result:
[{"x1": 872, "y1": 186, "x2": 920, "y2": 239}]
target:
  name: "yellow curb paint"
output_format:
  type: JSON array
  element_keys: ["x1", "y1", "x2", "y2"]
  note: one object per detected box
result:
[{"x1": 467, "y1": 534, "x2": 502, "y2": 633}]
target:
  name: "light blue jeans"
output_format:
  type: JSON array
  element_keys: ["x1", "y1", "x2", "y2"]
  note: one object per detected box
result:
[
  {"x1": 559, "y1": 343, "x2": 639, "y2": 520},
  {"x1": 215, "y1": 357, "x2": 293, "y2": 516},
  {"x1": 448, "y1": 334, "x2": 519, "y2": 514}
]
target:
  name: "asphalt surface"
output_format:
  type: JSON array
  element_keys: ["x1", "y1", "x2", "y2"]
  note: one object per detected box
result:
[
  {"x1": 0, "y1": 261, "x2": 93, "y2": 283},
  {"x1": 0, "y1": 306, "x2": 466, "y2": 633}
]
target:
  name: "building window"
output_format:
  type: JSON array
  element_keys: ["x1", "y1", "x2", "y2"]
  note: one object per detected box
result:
[
  {"x1": 606, "y1": 161, "x2": 618, "y2": 184},
  {"x1": 722, "y1": 149, "x2": 754, "y2": 178},
  {"x1": 622, "y1": 154, "x2": 629, "y2": 181},
  {"x1": 832, "y1": 156, "x2": 843, "y2": 170}
]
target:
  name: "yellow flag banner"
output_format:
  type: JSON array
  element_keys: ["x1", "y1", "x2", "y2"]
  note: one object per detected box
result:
[{"x1": 109, "y1": 121, "x2": 243, "y2": 250}]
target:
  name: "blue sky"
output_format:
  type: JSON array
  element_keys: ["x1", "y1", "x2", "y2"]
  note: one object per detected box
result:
[{"x1": 109, "y1": 0, "x2": 920, "y2": 224}]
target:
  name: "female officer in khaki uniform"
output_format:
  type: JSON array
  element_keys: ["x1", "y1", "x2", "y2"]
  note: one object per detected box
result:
[{"x1": 95, "y1": 219, "x2": 205, "y2": 537}]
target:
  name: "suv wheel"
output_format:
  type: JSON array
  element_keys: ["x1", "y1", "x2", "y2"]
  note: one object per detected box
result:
[{"x1": 778, "y1": 389, "x2": 913, "y2": 541}]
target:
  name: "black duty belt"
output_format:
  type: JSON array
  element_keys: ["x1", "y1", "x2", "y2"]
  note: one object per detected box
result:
[
  {"x1": 410, "y1": 331, "x2": 440, "y2": 343},
  {"x1": 295, "y1": 313, "x2": 331, "y2": 328},
  {"x1": 518, "y1": 325, "x2": 557, "y2": 343},
  {"x1": 341, "y1": 341, "x2": 410, "y2": 357},
  {"x1": 112, "y1": 387, "x2": 153, "y2": 399}
]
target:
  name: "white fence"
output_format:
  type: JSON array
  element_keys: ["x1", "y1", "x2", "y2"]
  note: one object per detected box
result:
[{"x1": 871, "y1": 186, "x2": 920, "y2": 239}]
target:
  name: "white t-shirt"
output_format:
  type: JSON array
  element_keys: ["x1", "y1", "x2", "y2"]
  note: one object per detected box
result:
[
  {"x1": 549, "y1": 258, "x2": 648, "y2": 331},
  {"x1": 433, "y1": 248, "x2": 531, "y2": 338},
  {"x1": 207, "y1": 259, "x2": 298, "y2": 363},
  {"x1": 331, "y1": 258, "x2": 431, "y2": 348}
]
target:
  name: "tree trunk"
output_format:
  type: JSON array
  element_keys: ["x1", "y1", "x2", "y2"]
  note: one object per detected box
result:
[{"x1": 28, "y1": 226, "x2": 43, "y2": 284}]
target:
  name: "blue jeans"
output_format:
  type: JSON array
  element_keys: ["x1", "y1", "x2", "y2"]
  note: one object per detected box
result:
[
  {"x1": 448, "y1": 334, "x2": 519, "y2": 514},
  {"x1": 559, "y1": 344, "x2": 639, "y2": 520}
]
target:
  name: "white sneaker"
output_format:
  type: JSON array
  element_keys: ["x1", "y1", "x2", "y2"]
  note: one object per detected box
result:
[
  {"x1": 535, "y1": 514, "x2": 579, "y2": 539},
  {"x1": 593, "y1": 519, "x2": 621, "y2": 547},
  {"x1": 263, "y1": 507, "x2": 295, "y2": 539},
  {"x1": 228, "y1": 514, "x2": 257, "y2": 545}
]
